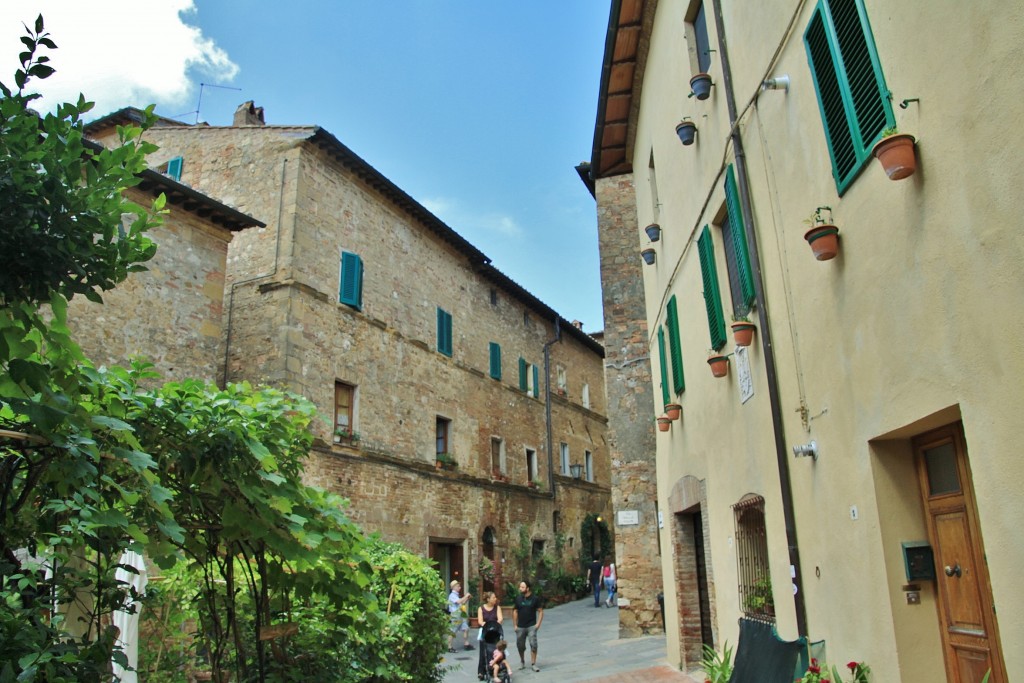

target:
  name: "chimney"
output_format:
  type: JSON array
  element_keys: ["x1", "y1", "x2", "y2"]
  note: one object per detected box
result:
[
  {"x1": 233, "y1": 101, "x2": 265, "y2": 126},
  {"x1": 571, "y1": 320, "x2": 583, "y2": 330}
]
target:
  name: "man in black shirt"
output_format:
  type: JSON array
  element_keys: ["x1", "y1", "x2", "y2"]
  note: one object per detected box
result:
[
  {"x1": 586, "y1": 555, "x2": 603, "y2": 607},
  {"x1": 512, "y1": 579, "x2": 544, "y2": 672}
]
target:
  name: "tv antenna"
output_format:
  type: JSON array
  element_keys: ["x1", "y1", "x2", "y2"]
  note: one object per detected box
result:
[{"x1": 173, "y1": 82, "x2": 242, "y2": 124}]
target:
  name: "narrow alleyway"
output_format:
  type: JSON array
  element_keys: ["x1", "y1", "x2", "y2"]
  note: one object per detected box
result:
[{"x1": 441, "y1": 597, "x2": 701, "y2": 683}]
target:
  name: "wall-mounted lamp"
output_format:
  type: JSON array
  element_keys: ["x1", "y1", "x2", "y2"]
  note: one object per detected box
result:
[
  {"x1": 761, "y1": 75, "x2": 791, "y2": 92},
  {"x1": 570, "y1": 463, "x2": 583, "y2": 480},
  {"x1": 793, "y1": 440, "x2": 818, "y2": 461}
]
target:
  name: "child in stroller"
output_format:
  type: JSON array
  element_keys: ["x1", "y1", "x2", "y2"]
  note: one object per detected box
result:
[
  {"x1": 478, "y1": 619, "x2": 505, "y2": 680},
  {"x1": 488, "y1": 639, "x2": 513, "y2": 683}
]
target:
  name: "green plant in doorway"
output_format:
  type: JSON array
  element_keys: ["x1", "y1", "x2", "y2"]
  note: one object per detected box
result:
[{"x1": 701, "y1": 641, "x2": 734, "y2": 683}]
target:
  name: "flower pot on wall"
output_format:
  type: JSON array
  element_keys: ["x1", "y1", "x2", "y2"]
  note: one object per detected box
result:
[
  {"x1": 872, "y1": 133, "x2": 917, "y2": 180},
  {"x1": 656, "y1": 416, "x2": 672, "y2": 432},
  {"x1": 645, "y1": 223, "x2": 662, "y2": 242},
  {"x1": 804, "y1": 225, "x2": 840, "y2": 261},
  {"x1": 641, "y1": 248, "x2": 657, "y2": 265},
  {"x1": 690, "y1": 73, "x2": 713, "y2": 100},
  {"x1": 675, "y1": 120, "x2": 697, "y2": 146},
  {"x1": 707, "y1": 354, "x2": 730, "y2": 378},
  {"x1": 730, "y1": 321, "x2": 756, "y2": 347},
  {"x1": 665, "y1": 403, "x2": 682, "y2": 421}
]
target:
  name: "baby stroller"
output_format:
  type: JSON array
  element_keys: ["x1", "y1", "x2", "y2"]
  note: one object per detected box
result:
[{"x1": 479, "y1": 620, "x2": 509, "y2": 682}]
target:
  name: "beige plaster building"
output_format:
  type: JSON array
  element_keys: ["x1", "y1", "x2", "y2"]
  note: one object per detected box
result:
[
  {"x1": 585, "y1": 0, "x2": 1022, "y2": 681},
  {"x1": 85, "y1": 105, "x2": 613, "y2": 598}
]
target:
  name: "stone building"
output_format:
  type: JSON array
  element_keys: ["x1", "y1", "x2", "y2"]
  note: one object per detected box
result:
[
  {"x1": 85, "y1": 105, "x2": 613, "y2": 598},
  {"x1": 585, "y1": 0, "x2": 1022, "y2": 681}
]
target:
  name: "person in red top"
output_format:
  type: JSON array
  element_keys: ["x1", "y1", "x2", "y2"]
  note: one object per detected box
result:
[{"x1": 602, "y1": 555, "x2": 617, "y2": 607}]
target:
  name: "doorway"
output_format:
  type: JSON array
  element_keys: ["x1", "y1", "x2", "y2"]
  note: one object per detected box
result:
[
  {"x1": 429, "y1": 541, "x2": 465, "y2": 591},
  {"x1": 914, "y1": 423, "x2": 1006, "y2": 682}
]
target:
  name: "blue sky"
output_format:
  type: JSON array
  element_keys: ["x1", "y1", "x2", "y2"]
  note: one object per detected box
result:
[{"x1": 1, "y1": 1, "x2": 610, "y2": 332}]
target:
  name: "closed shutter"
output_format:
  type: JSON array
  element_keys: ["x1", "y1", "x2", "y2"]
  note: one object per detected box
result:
[
  {"x1": 519, "y1": 357, "x2": 528, "y2": 391},
  {"x1": 657, "y1": 328, "x2": 670, "y2": 408},
  {"x1": 532, "y1": 365, "x2": 539, "y2": 398},
  {"x1": 698, "y1": 226, "x2": 727, "y2": 351},
  {"x1": 804, "y1": 0, "x2": 893, "y2": 194},
  {"x1": 339, "y1": 251, "x2": 363, "y2": 309},
  {"x1": 437, "y1": 308, "x2": 452, "y2": 357},
  {"x1": 724, "y1": 166, "x2": 755, "y2": 312},
  {"x1": 489, "y1": 342, "x2": 502, "y2": 380},
  {"x1": 666, "y1": 296, "x2": 685, "y2": 395}
]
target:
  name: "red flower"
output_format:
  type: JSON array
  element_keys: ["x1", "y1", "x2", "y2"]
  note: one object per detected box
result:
[
  {"x1": 847, "y1": 662, "x2": 858, "y2": 671},
  {"x1": 809, "y1": 659, "x2": 821, "y2": 674}
]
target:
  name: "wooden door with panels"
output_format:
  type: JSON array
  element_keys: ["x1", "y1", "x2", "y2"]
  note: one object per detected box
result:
[{"x1": 914, "y1": 423, "x2": 1006, "y2": 683}]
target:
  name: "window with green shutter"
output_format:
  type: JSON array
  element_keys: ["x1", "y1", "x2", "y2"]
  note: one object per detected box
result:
[
  {"x1": 804, "y1": 0, "x2": 893, "y2": 194},
  {"x1": 722, "y1": 166, "x2": 755, "y2": 316},
  {"x1": 532, "y1": 365, "x2": 539, "y2": 398},
  {"x1": 339, "y1": 251, "x2": 363, "y2": 310},
  {"x1": 666, "y1": 296, "x2": 685, "y2": 395},
  {"x1": 519, "y1": 357, "x2": 528, "y2": 391},
  {"x1": 697, "y1": 226, "x2": 727, "y2": 351},
  {"x1": 657, "y1": 327, "x2": 670, "y2": 408},
  {"x1": 166, "y1": 156, "x2": 183, "y2": 181},
  {"x1": 436, "y1": 307, "x2": 452, "y2": 357},
  {"x1": 489, "y1": 342, "x2": 502, "y2": 380}
]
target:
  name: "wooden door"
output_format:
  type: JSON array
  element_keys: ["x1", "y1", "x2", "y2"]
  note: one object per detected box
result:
[{"x1": 914, "y1": 424, "x2": 1006, "y2": 683}]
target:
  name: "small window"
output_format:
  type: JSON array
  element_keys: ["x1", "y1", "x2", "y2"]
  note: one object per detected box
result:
[
  {"x1": 804, "y1": 0, "x2": 893, "y2": 194},
  {"x1": 584, "y1": 450, "x2": 593, "y2": 482},
  {"x1": 526, "y1": 447, "x2": 537, "y2": 481},
  {"x1": 666, "y1": 297, "x2": 686, "y2": 394},
  {"x1": 436, "y1": 307, "x2": 453, "y2": 357},
  {"x1": 582, "y1": 383, "x2": 591, "y2": 409},
  {"x1": 697, "y1": 226, "x2": 727, "y2": 351},
  {"x1": 436, "y1": 416, "x2": 451, "y2": 457},
  {"x1": 720, "y1": 166, "x2": 756, "y2": 317},
  {"x1": 556, "y1": 366, "x2": 567, "y2": 395},
  {"x1": 490, "y1": 288, "x2": 498, "y2": 306},
  {"x1": 489, "y1": 342, "x2": 502, "y2": 380},
  {"x1": 519, "y1": 358, "x2": 539, "y2": 398},
  {"x1": 165, "y1": 156, "x2": 183, "y2": 181},
  {"x1": 734, "y1": 496, "x2": 774, "y2": 621},
  {"x1": 335, "y1": 381, "x2": 355, "y2": 432},
  {"x1": 686, "y1": 1, "x2": 712, "y2": 75},
  {"x1": 560, "y1": 442, "x2": 570, "y2": 475},
  {"x1": 339, "y1": 251, "x2": 364, "y2": 310},
  {"x1": 491, "y1": 437, "x2": 505, "y2": 474},
  {"x1": 523, "y1": 310, "x2": 530, "y2": 326}
]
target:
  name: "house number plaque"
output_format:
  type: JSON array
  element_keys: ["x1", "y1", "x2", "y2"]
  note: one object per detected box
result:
[{"x1": 617, "y1": 510, "x2": 639, "y2": 526}]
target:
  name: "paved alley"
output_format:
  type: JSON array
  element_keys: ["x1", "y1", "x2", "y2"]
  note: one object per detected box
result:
[{"x1": 440, "y1": 597, "x2": 701, "y2": 683}]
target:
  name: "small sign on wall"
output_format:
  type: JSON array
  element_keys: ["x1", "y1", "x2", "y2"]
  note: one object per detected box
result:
[
  {"x1": 736, "y1": 346, "x2": 754, "y2": 403},
  {"x1": 617, "y1": 510, "x2": 639, "y2": 526}
]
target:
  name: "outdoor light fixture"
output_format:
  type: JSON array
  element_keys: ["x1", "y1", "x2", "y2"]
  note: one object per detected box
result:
[
  {"x1": 596, "y1": 515, "x2": 603, "y2": 523},
  {"x1": 792, "y1": 440, "x2": 818, "y2": 461},
  {"x1": 570, "y1": 463, "x2": 583, "y2": 480},
  {"x1": 761, "y1": 74, "x2": 790, "y2": 92}
]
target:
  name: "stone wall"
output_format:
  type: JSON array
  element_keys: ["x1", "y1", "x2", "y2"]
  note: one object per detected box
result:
[{"x1": 595, "y1": 174, "x2": 663, "y2": 636}]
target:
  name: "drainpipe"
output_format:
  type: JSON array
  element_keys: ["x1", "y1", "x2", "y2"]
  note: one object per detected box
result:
[
  {"x1": 710, "y1": 0, "x2": 808, "y2": 636},
  {"x1": 543, "y1": 317, "x2": 561, "y2": 500}
]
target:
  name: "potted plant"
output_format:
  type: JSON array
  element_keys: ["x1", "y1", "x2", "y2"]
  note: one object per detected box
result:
[
  {"x1": 707, "y1": 352, "x2": 730, "y2": 378},
  {"x1": 701, "y1": 642, "x2": 734, "y2": 683},
  {"x1": 641, "y1": 248, "x2": 657, "y2": 265},
  {"x1": 872, "y1": 126, "x2": 917, "y2": 180},
  {"x1": 656, "y1": 415, "x2": 672, "y2": 432},
  {"x1": 689, "y1": 73, "x2": 713, "y2": 100},
  {"x1": 435, "y1": 452, "x2": 457, "y2": 470},
  {"x1": 730, "y1": 316, "x2": 756, "y2": 347},
  {"x1": 529, "y1": 477, "x2": 545, "y2": 491},
  {"x1": 803, "y1": 206, "x2": 840, "y2": 261},
  {"x1": 645, "y1": 223, "x2": 662, "y2": 242},
  {"x1": 333, "y1": 426, "x2": 360, "y2": 446},
  {"x1": 798, "y1": 659, "x2": 871, "y2": 683},
  {"x1": 492, "y1": 468, "x2": 509, "y2": 483},
  {"x1": 675, "y1": 118, "x2": 697, "y2": 146},
  {"x1": 664, "y1": 402, "x2": 682, "y2": 421},
  {"x1": 467, "y1": 596, "x2": 481, "y2": 628}
]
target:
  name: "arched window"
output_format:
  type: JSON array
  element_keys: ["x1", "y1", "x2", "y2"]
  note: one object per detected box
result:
[{"x1": 733, "y1": 495, "x2": 774, "y2": 620}]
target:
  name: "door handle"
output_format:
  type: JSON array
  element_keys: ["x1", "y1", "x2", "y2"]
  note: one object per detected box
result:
[{"x1": 944, "y1": 563, "x2": 962, "y2": 578}]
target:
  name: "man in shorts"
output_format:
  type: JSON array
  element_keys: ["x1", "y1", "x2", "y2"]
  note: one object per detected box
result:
[{"x1": 512, "y1": 579, "x2": 543, "y2": 672}]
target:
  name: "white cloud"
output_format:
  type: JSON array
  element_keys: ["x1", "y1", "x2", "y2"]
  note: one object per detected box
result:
[
  {"x1": 421, "y1": 196, "x2": 524, "y2": 240},
  {"x1": 0, "y1": 1, "x2": 237, "y2": 117}
]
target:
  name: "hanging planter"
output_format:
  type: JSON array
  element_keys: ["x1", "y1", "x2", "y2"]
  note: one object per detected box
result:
[
  {"x1": 656, "y1": 415, "x2": 672, "y2": 432},
  {"x1": 730, "y1": 319, "x2": 756, "y2": 347},
  {"x1": 707, "y1": 354, "x2": 730, "y2": 378},
  {"x1": 675, "y1": 119, "x2": 697, "y2": 146},
  {"x1": 641, "y1": 248, "x2": 657, "y2": 265},
  {"x1": 689, "y1": 73, "x2": 713, "y2": 100},
  {"x1": 872, "y1": 129, "x2": 917, "y2": 180},
  {"x1": 645, "y1": 223, "x2": 662, "y2": 242},
  {"x1": 803, "y1": 206, "x2": 840, "y2": 261},
  {"x1": 665, "y1": 403, "x2": 682, "y2": 421}
]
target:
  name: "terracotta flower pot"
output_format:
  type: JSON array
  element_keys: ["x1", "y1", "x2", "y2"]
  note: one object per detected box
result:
[
  {"x1": 675, "y1": 120, "x2": 697, "y2": 146},
  {"x1": 872, "y1": 133, "x2": 917, "y2": 180},
  {"x1": 664, "y1": 403, "x2": 682, "y2": 421},
  {"x1": 645, "y1": 223, "x2": 662, "y2": 242},
  {"x1": 804, "y1": 224, "x2": 840, "y2": 261},
  {"x1": 707, "y1": 355, "x2": 729, "y2": 378},
  {"x1": 731, "y1": 321, "x2": 756, "y2": 347},
  {"x1": 690, "y1": 73, "x2": 713, "y2": 100},
  {"x1": 656, "y1": 416, "x2": 672, "y2": 432}
]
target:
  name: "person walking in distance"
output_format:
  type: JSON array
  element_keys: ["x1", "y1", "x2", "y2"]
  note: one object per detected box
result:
[
  {"x1": 586, "y1": 555, "x2": 603, "y2": 607},
  {"x1": 512, "y1": 580, "x2": 543, "y2": 672},
  {"x1": 603, "y1": 555, "x2": 617, "y2": 607},
  {"x1": 447, "y1": 579, "x2": 473, "y2": 652}
]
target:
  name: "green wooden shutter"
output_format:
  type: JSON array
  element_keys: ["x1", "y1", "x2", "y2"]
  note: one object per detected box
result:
[
  {"x1": 339, "y1": 251, "x2": 363, "y2": 309},
  {"x1": 666, "y1": 296, "x2": 685, "y2": 394},
  {"x1": 489, "y1": 342, "x2": 502, "y2": 380},
  {"x1": 724, "y1": 166, "x2": 756, "y2": 311},
  {"x1": 437, "y1": 307, "x2": 452, "y2": 357},
  {"x1": 698, "y1": 226, "x2": 727, "y2": 351},
  {"x1": 166, "y1": 156, "x2": 183, "y2": 181},
  {"x1": 804, "y1": 0, "x2": 893, "y2": 194},
  {"x1": 657, "y1": 327, "x2": 670, "y2": 408},
  {"x1": 519, "y1": 357, "x2": 528, "y2": 391},
  {"x1": 532, "y1": 365, "x2": 539, "y2": 398}
]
